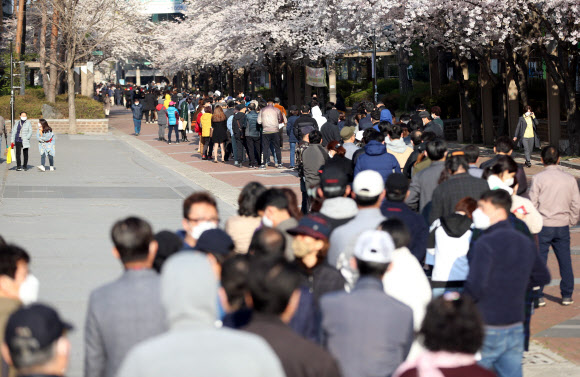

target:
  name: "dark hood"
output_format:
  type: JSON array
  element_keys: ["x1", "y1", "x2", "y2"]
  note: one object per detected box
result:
[
  {"x1": 364, "y1": 140, "x2": 387, "y2": 156},
  {"x1": 440, "y1": 213, "x2": 472, "y2": 238},
  {"x1": 233, "y1": 112, "x2": 245, "y2": 120},
  {"x1": 326, "y1": 109, "x2": 339, "y2": 125}
]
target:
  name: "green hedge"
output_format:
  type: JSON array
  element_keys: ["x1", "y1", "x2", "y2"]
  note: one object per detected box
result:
[{"x1": 0, "y1": 88, "x2": 105, "y2": 119}]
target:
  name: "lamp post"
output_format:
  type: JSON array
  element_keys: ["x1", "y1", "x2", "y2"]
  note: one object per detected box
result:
[{"x1": 372, "y1": 27, "x2": 378, "y2": 104}]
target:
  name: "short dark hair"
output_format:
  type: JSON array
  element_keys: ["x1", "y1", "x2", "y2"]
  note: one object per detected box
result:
[
  {"x1": 111, "y1": 217, "x2": 153, "y2": 263},
  {"x1": 410, "y1": 130, "x2": 423, "y2": 146},
  {"x1": 378, "y1": 219, "x2": 410, "y2": 249},
  {"x1": 370, "y1": 108, "x2": 382, "y2": 121},
  {"x1": 248, "y1": 257, "x2": 301, "y2": 315},
  {"x1": 248, "y1": 103, "x2": 257, "y2": 111},
  {"x1": 19, "y1": 111, "x2": 27, "y2": 116},
  {"x1": 183, "y1": 192, "x2": 217, "y2": 219},
  {"x1": 152, "y1": 231, "x2": 183, "y2": 273},
  {"x1": 368, "y1": 129, "x2": 385, "y2": 143},
  {"x1": 255, "y1": 189, "x2": 289, "y2": 213},
  {"x1": 301, "y1": 104, "x2": 311, "y2": 113},
  {"x1": 238, "y1": 182, "x2": 267, "y2": 217},
  {"x1": 541, "y1": 146, "x2": 559, "y2": 165},
  {"x1": 221, "y1": 255, "x2": 250, "y2": 310},
  {"x1": 462, "y1": 145, "x2": 480, "y2": 164},
  {"x1": 0, "y1": 245, "x2": 30, "y2": 278},
  {"x1": 387, "y1": 124, "x2": 402, "y2": 139},
  {"x1": 495, "y1": 136, "x2": 514, "y2": 154},
  {"x1": 426, "y1": 139, "x2": 448, "y2": 161},
  {"x1": 480, "y1": 189, "x2": 512, "y2": 214},
  {"x1": 420, "y1": 294, "x2": 484, "y2": 354},
  {"x1": 354, "y1": 194, "x2": 381, "y2": 207},
  {"x1": 356, "y1": 258, "x2": 389, "y2": 280},
  {"x1": 227, "y1": 100, "x2": 235, "y2": 108},
  {"x1": 484, "y1": 155, "x2": 518, "y2": 179},
  {"x1": 421, "y1": 131, "x2": 436, "y2": 144},
  {"x1": 362, "y1": 128, "x2": 378, "y2": 144},
  {"x1": 308, "y1": 130, "x2": 322, "y2": 145},
  {"x1": 248, "y1": 227, "x2": 286, "y2": 257},
  {"x1": 431, "y1": 106, "x2": 442, "y2": 116}
]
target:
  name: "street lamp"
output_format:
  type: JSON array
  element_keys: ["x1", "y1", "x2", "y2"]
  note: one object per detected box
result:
[{"x1": 371, "y1": 26, "x2": 378, "y2": 104}]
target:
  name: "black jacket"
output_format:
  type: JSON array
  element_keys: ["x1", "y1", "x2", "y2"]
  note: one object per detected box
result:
[
  {"x1": 514, "y1": 116, "x2": 540, "y2": 149},
  {"x1": 244, "y1": 314, "x2": 342, "y2": 377},
  {"x1": 320, "y1": 110, "x2": 341, "y2": 147},
  {"x1": 325, "y1": 155, "x2": 354, "y2": 183},
  {"x1": 143, "y1": 93, "x2": 156, "y2": 111},
  {"x1": 232, "y1": 112, "x2": 247, "y2": 137},
  {"x1": 293, "y1": 114, "x2": 318, "y2": 140}
]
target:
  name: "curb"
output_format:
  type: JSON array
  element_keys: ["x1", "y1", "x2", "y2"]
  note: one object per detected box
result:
[{"x1": 110, "y1": 127, "x2": 240, "y2": 208}]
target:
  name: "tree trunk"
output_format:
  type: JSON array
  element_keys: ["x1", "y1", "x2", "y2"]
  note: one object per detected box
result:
[
  {"x1": 47, "y1": 9, "x2": 60, "y2": 102},
  {"x1": 39, "y1": 1, "x2": 49, "y2": 97},
  {"x1": 398, "y1": 47, "x2": 412, "y2": 95},
  {"x1": 67, "y1": 68, "x2": 77, "y2": 134},
  {"x1": 14, "y1": 0, "x2": 26, "y2": 58}
]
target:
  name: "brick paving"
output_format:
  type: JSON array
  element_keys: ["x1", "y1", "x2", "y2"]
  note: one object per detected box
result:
[{"x1": 109, "y1": 106, "x2": 580, "y2": 365}]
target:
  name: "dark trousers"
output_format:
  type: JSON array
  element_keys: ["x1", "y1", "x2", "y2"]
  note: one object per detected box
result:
[
  {"x1": 144, "y1": 110, "x2": 155, "y2": 122},
  {"x1": 279, "y1": 128, "x2": 284, "y2": 148},
  {"x1": 15, "y1": 142, "x2": 28, "y2": 168},
  {"x1": 202, "y1": 136, "x2": 213, "y2": 157},
  {"x1": 539, "y1": 226, "x2": 573, "y2": 298},
  {"x1": 262, "y1": 132, "x2": 282, "y2": 166},
  {"x1": 235, "y1": 135, "x2": 250, "y2": 163},
  {"x1": 300, "y1": 177, "x2": 310, "y2": 215},
  {"x1": 246, "y1": 136, "x2": 261, "y2": 166},
  {"x1": 167, "y1": 125, "x2": 179, "y2": 143}
]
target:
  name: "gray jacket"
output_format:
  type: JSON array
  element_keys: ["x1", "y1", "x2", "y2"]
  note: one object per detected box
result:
[
  {"x1": 117, "y1": 253, "x2": 285, "y2": 377},
  {"x1": 84, "y1": 269, "x2": 167, "y2": 377},
  {"x1": 276, "y1": 217, "x2": 299, "y2": 262},
  {"x1": 302, "y1": 144, "x2": 328, "y2": 188},
  {"x1": 10, "y1": 119, "x2": 32, "y2": 148},
  {"x1": 321, "y1": 277, "x2": 414, "y2": 377},
  {"x1": 405, "y1": 160, "x2": 446, "y2": 214}
]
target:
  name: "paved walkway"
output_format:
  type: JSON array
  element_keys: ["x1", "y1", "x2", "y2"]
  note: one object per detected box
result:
[{"x1": 0, "y1": 106, "x2": 578, "y2": 376}]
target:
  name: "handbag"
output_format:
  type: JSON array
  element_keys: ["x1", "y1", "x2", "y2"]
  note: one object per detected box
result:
[
  {"x1": 6, "y1": 146, "x2": 12, "y2": 164},
  {"x1": 178, "y1": 118, "x2": 184, "y2": 131}
]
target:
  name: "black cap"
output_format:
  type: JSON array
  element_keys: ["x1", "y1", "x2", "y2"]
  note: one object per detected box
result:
[
  {"x1": 320, "y1": 165, "x2": 348, "y2": 195},
  {"x1": 195, "y1": 229, "x2": 234, "y2": 255},
  {"x1": 385, "y1": 173, "x2": 409, "y2": 194},
  {"x1": 289, "y1": 105, "x2": 298, "y2": 112},
  {"x1": 5, "y1": 304, "x2": 73, "y2": 356},
  {"x1": 235, "y1": 104, "x2": 246, "y2": 111}
]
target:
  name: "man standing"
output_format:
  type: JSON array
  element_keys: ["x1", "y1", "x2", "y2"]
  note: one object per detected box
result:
[
  {"x1": 321, "y1": 230, "x2": 414, "y2": 377},
  {"x1": 3, "y1": 304, "x2": 72, "y2": 377},
  {"x1": 258, "y1": 100, "x2": 285, "y2": 169},
  {"x1": 117, "y1": 253, "x2": 286, "y2": 377},
  {"x1": 273, "y1": 98, "x2": 286, "y2": 149},
  {"x1": 465, "y1": 190, "x2": 550, "y2": 377},
  {"x1": 464, "y1": 145, "x2": 484, "y2": 178},
  {"x1": 293, "y1": 105, "x2": 318, "y2": 141},
  {"x1": 354, "y1": 130, "x2": 401, "y2": 183},
  {"x1": 85, "y1": 217, "x2": 167, "y2": 377},
  {"x1": 244, "y1": 258, "x2": 341, "y2": 377},
  {"x1": 320, "y1": 109, "x2": 341, "y2": 147},
  {"x1": 302, "y1": 130, "x2": 328, "y2": 203},
  {"x1": 530, "y1": 146, "x2": 580, "y2": 306},
  {"x1": 430, "y1": 106, "x2": 444, "y2": 128},
  {"x1": 131, "y1": 98, "x2": 143, "y2": 136},
  {"x1": 420, "y1": 111, "x2": 444, "y2": 138},
  {"x1": 256, "y1": 189, "x2": 299, "y2": 261},
  {"x1": 232, "y1": 104, "x2": 248, "y2": 167},
  {"x1": 340, "y1": 126, "x2": 359, "y2": 160}
]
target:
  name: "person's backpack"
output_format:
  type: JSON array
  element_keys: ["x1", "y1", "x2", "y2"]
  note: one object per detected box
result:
[{"x1": 156, "y1": 103, "x2": 163, "y2": 111}]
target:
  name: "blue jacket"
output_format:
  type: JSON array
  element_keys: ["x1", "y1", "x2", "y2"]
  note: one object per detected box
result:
[
  {"x1": 131, "y1": 103, "x2": 143, "y2": 120},
  {"x1": 286, "y1": 115, "x2": 300, "y2": 143},
  {"x1": 166, "y1": 106, "x2": 178, "y2": 126},
  {"x1": 245, "y1": 111, "x2": 260, "y2": 138},
  {"x1": 380, "y1": 200, "x2": 428, "y2": 263},
  {"x1": 354, "y1": 140, "x2": 401, "y2": 182}
]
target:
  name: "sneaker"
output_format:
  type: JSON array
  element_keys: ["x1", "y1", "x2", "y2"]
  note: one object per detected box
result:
[
  {"x1": 276, "y1": 164, "x2": 285, "y2": 169},
  {"x1": 234, "y1": 161, "x2": 239, "y2": 166},
  {"x1": 259, "y1": 165, "x2": 266, "y2": 170},
  {"x1": 536, "y1": 297, "x2": 546, "y2": 308},
  {"x1": 562, "y1": 297, "x2": 574, "y2": 306},
  {"x1": 16, "y1": 166, "x2": 22, "y2": 171},
  {"x1": 168, "y1": 142, "x2": 172, "y2": 145},
  {"x1": 49, "y1": 167, "x2": 55, "y2": 171},
  {"x1": 37, "y1": 165, "x2": 46, "y2": 172},
  {"x1": 23, "y1": 167, "x2": 28, "y2": 171}
]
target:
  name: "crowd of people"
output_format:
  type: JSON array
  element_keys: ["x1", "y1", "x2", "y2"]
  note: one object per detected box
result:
[{"x1": 0, "y1": 85, "x2": 579, "y2": 377}]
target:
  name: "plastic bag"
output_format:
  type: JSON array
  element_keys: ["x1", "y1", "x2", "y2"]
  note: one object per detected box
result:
[{"x1": 6, "y1": 146, "x2": 13, "y2": 164}]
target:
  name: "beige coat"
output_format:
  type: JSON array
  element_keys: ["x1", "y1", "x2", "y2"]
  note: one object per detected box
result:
[{"x1": 225, "y1": 216, "x2": 262, "y2": 254}]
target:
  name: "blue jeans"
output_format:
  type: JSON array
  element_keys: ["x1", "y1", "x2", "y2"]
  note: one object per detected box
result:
[
  {"x1": 167, "y1": 125, "x2": 178, "y2": 143},
  {"x1": 133, "y1": 118, "x2": 142, "y2": 134},
  {"x1": 289, "y1": 142, "x2": 296, "y2": 167},
  {"x1": 538, "y1": 226, "x2": 573, "y2": 298},
  {"x1": 479, "y1": 323, "x2": 524, "y2": 377}
]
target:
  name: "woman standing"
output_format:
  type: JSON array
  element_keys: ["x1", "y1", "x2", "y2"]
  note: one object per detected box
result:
[
  {"x1": 10, "y1": 111, "x2": 32, "y2": 171},
  {"x1": 166, "y1": 101, "x2": 180, "y2": 144},
  {"x1": 211, "y1": 106, "x2": 228, "y2": 163},
  {"x1": 103, "y1": 92, "x2": 111, "y2": 117},
  {"x1": 200, "y1": 106, "x2": 213, "y2": 159},
  {"x1": 513, "y1": 105, "x2": 540, "y2": 168},
  {"x1": 36, "y1": 119, "x2": 56, "y2": 171}
]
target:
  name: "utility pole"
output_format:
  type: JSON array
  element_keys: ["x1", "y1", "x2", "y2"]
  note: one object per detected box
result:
[
  {"x1": 372, "y1": 28, "x2": 378, "y2": 104},
  {"x1": 10, "y1": 42, "x2": 15, "y2": 130}
]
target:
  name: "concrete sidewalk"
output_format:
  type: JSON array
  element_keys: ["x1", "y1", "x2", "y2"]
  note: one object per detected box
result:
[{"x1": 0, "y1": 131, "x2": 235, "y2": 377}]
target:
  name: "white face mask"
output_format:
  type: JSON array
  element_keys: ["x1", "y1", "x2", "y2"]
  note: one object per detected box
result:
[
  {"x1": 191, "y1": 221, "x2": 217, "y2": 240},
  {"x1": 262, "y1": 214, "x2": 274, "y2": 228},
  {"x1": 503, "y1": 177, "x2": 514, "y2": 187},
  {"x1": 19, "y1": 274, "x2": 39, "y2": 305},
  {"x1": 328, "y1": 152, "x2": 334, "y2": 158},
  {"x1": 20, "y1": 117, "x2": 27, "y2": 121},
  {"x1": 472, "y1": 208, "x2": 491, "y2": 230},
  {"x1": 525, "y1": 112, "x2": 531, "y2": 117}
]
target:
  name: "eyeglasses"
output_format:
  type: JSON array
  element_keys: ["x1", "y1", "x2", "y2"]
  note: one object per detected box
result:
[{"x1": 187, "y1": 217, "x2": 219, "y2": 223}]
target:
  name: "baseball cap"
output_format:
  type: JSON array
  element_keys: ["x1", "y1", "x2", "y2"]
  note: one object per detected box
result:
[
  {"x1": 385, "y1": 173, "x2": 409, "y2": 194},
  {"x1": 418, "y1": 111, "x2": 430, "y2": 118},
  {"x1": 235, "y1": 104, "x2": 246, "y2": 111},
  {"x1": 320, "y1": 165, "x2": 348, "y2": 195},
  {"x1": 5, "y1": 304, "x2": 73, "y2": 356},
  {"x1": 354, "y1": 230, "x2": 395, "y2": 264},
  {"x1": 169, "y1": 101, "x2": 176, "y2": 105},
  {"x1": 340, "y1": 126, "x2": 355, "y2": 140},
  {"x1": 355, "y1": 130, "x2": 364, "y2": 141},
  {"x1": 287, "y1": 214, "x2": 330, "y2": 240},
  {"x1": 289, "y1": 105, "x2": 298, "y2": 112},
  {"x1": 353, "y1": 170, "x2": 384, "y2": 198},
  {"x1": 195, "y1": 229, "x2": 234, "y2": 256}
]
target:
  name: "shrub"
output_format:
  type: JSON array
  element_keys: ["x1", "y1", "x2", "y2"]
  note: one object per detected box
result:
[{"x1": 0, "y1": 91, "x2": 105, "y2": 120}]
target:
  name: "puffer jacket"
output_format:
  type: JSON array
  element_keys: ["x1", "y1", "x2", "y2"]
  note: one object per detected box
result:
[
  {"x1": 354, "y1": 140, "x2": 401, "y2": 182},
  {"x1": 245, "y1": 111, "x2": 261, "y2": 138}
]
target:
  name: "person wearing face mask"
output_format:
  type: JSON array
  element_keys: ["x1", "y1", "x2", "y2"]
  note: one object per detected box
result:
[
  {"x1": 36, "y1": 119, "x2": 56, "y2": 172},
  {"x1": 324, "y1": 141, "x2": 353, "y2": 183},
  {"x1": 464, "y1": 190, "x2": 550, "y2": 376},
  {"x1": 130, "y1": 99, "x2": 144, "y2": 136},
  {"x1": 0, "y1": 244, "x2": 37, "y2": 377},
  {"x1": 286, "y1": 214, "x2": 345, "y2": 343},
  {"x1": 178, "y1": 192, "x2": 220, "y2": 250},
  {"x1": 255, "y1": 189, "x2": 299, "y2": 261},
  {"x1": 10, "y1": 112, "x2": 32, "y2": 171},
  {"x1": 484, "y1": 155, "x2": 518, "y2": 195},
  {"x1": 513, "y1": 105, "x2": 540, "y2": 168}
]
